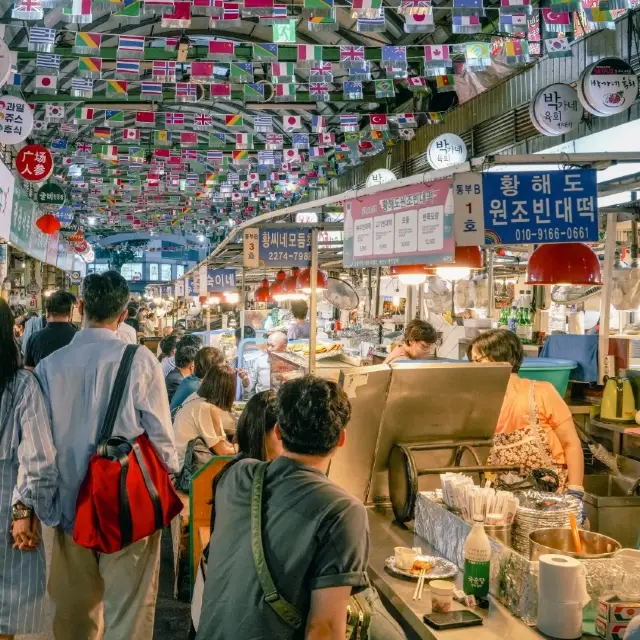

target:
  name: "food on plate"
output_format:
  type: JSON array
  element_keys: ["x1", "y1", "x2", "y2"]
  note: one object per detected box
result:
[
  {"x1": 287, "y1": 342, "x2": 343, "y2": 356},
  {"x1": 410, "y1": 559, "x2": 433, "y2": 575}
]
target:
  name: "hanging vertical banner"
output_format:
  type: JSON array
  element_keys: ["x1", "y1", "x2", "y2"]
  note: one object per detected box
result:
[
  {"x1": 343, "y1": 179, "x2": 454, "y2": 268},
  {"x1": 175, "y1": 279, "x2": 185, "y2": 296},
  {"x1": 453, "y1": 169, "x2": 599, "y2": 245},
  {"x1": 199, "y1": 263, "x2": 208, "y2": 296}
]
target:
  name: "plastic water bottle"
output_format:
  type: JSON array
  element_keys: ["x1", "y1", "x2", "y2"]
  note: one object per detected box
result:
[
  {"x1": 463, "y1": 514, "x2": 492, "y2": 599},
  {"x1": 507, "y1": 306, "x2": 518, "y2": 333}
]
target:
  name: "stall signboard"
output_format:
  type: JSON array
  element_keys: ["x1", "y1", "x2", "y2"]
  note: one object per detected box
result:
[
  {"x1": 187, "y1": 277, "x2": 197, "y2": 297},
  {"x1": 207, "y1": 268, "x2": 236, "y2": 291},
  {"x1": 160, "y1": 285, "x2": 173, "y2": 296},
  {"x1": 0, "y1": 160, "x2": 15, "y2": 242},
  {"x1": 453, "y1": 169, "x2": 598, "y2": 246},
  {"x1": 365, "y1": 168, "x2": 396, "y2": 188},
  {"x1": 36, "y1": 183, "x2": 65, "y2": 211},
  {"x1": 529, "y1": 83, "x2": 582, "y2": 137},
  {"x1": 243, "y1": 226, "x2": 312, "y2": 267},
  {"x1": 175, "y1": 279, "x2": 185, "y2": 296},
  {"x1": 578, "y1": 57, "x2": 638, "y2": 117},
  {"x1": 426, "y1": 134, "x2": 467, "y2": 170},
  {"x1": 343, "y1": 178, "x2": 454, "y2": 268},
  {"x1": 15, "y1": 145, "x2": 53, "y2": 182},
  {"x1": 0, "y1": 96, "x2": 34, "y2": 145}
]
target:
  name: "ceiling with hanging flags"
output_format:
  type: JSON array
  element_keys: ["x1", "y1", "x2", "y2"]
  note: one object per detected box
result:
[{"x1": 0, "y1": 0, "x2": 629, "y2": 244}]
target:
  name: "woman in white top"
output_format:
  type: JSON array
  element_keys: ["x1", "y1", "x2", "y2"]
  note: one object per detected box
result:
[{"x1": 174, "y1": 364, "x2": 236, "y2": 471}]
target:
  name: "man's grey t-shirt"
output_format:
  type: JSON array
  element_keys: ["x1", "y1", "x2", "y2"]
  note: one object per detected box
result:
[{"x1": 196, "y1": 456, "x2": 370, "y2": 640}]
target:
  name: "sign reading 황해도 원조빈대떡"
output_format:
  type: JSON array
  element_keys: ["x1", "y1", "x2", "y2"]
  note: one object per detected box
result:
[{"x1": 453, "y1": 169, "x2": 599, "y2": 246}]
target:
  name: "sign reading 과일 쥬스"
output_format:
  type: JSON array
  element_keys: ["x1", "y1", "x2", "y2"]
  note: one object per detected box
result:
[
  {"x1": 343, "y1": 179, "x2": 454, "y2": 268},
  {"x1": 453, "y1": 169, "x2": 598, "y2": 246}
]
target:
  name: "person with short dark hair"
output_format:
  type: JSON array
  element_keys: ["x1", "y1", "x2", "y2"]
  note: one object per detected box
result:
[
  {"x1": 33, "y1": 271, "x2": 178, "y2": 639},
  {"x1": 470, "y1": 328, "x2": 584, "y2": 498},
  {"x1": 195, "y1": 376, "x2": 370, "y2": 640},
  {"x1": 165, "y1": 344, "x2": 198, "y2": 403},
  {"x1": 173, "y1": 365, "x2": 237, "y2": 471},
  {"x1": 24, "y1": 291, "x2": 77, "y2": 369},
  {"x1": 170, "y1": 347, "x2": 225, "y2": 412},
  {"x1": 235, "y1": 325, "x2": 256, "y2": 346},
  {"x1": 287, "y1": 299, "x2": 310, "y2": 340},
  {"x1": 124, "y1": 302, "x2": 140, "y2": 332},
  {"x1": 160, "y1": 334, "x2": 179, "y2": 377},
  {"x1": 384, "y1": 319, "x2": 438, "y2": 364}
]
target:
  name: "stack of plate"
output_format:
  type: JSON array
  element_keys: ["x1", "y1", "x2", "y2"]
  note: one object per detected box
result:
[{"x1": 511, "y1": 490, "x2": 582, "y2": 557}]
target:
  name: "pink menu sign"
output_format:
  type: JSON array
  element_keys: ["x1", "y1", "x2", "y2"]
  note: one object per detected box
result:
[{"x1": 343, "y1": 178, "x2": 454, "y2": 268}]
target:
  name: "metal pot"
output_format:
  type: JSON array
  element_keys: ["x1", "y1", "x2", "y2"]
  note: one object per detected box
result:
[{"x1": 529, "y1": 528, "x2": 621, "y2": 561}]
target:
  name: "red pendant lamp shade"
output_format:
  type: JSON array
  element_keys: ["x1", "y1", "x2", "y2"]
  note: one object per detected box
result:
[
  {"x1": 255, "y1": 278, "x2": 272, "y2": 303},
  {"x1": 526, "y1": 243, "x2": 602, "y2": 285},
  {"x1": 282, "y1": 267, "x2": 301, "y2": 296},
  {"x1": 35, "y1": 213, "x2": 61, "y2": 235},
  {"x1": 451, "y1": 246, "x2": 483, "y2": 268},
  {"x1": 297, "y1": 268, "x2": 328, "y2": 292},
  {"x1": 270, "y1": 270, "x2": 287, "y2": 297}
]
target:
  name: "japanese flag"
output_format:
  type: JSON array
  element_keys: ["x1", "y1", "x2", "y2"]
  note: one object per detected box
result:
[
  {"x1": 35, "y1": 74, "x2": 57, "y2": 91},
  {"x1": 283, "y1": 115, "x2": 302, "y2": 132},
  {"x1": 283, "y1": 148, "x2": 301, "y2": 163}
]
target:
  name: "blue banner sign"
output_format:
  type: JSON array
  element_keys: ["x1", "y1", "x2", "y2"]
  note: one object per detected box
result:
[
  {"x1": 207, "y1": 268, "x2": 236, "y2": 291},
  {"x1": 244, "y1": 226, "x2": 312, "y2": 267},
  {"x1": 454, "y1": 169, "x2": 599, "y2": 246}
]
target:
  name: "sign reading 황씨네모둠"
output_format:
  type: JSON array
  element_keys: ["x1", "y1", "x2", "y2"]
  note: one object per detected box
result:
[
  {"x1": 343, "y1": 179, "x2": 454, "y2": 268},
  {"x1": 243, "y1": 227, "x2": 313, "y2": 267},
  {"x1": 207, "y1": 268, "x2": 236, "y2": 292},
  {"x1": 453, "y1": 169, "x2": 599, "y2": 246}
]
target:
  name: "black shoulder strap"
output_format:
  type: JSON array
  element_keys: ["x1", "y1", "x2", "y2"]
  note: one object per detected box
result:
[
  {"x1": 250, "y1": 462, "x2": 303, "y2": 630},
  {"x1": 98, "y1": 344, "x2": 139, "y2": 443}
]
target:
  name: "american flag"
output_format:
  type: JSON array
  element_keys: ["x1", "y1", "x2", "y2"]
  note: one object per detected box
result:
[
  {"x1": 165, "y1": 112, "x2": 185, "y2": 127},
  {"x1": 194, "y1": 113, "x2": 213, "y2": 128},
  {"x1": 339, "y1": 45, "x2": 365, "y2": 64}
]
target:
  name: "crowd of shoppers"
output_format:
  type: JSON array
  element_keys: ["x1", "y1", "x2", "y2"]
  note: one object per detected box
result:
[{"x1": 0, "y1": 270, "x2": 410, "y2": 640}]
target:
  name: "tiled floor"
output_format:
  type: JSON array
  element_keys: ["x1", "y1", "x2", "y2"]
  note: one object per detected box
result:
[{"x1": 17, "y1": 527, "x2": 191, "y2": 640}]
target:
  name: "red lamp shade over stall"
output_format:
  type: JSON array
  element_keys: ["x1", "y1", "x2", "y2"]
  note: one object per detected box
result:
[
  {"x1": 297, "y1": 268, "x2": 328, "y2": 292},
  {"x1": 282, "y1": 267, "x2": 301, "y2": 297},
  {"x1": 526, "y1": 243, "x2": 602, "y2": 285},
  {"x1": 254, "y1": 278, "x2": 272, "y2": 303}
]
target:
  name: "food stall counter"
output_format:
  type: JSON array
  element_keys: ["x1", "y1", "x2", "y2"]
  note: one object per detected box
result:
[{"x1": 367, "y1": 509, "x2": 584, "y2": 640}]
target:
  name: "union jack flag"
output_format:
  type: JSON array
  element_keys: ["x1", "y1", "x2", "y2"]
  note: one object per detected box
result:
[
  {"x1": 339, "y1": 45, "x2": 365, "y2": 64},
  {"x1": 76, "y1": 142, "x2": 92, "y2": 153},
  {"x1": 194, "y1": 113, "x2": 213, "y2": 128},
  {"x1": 309, "y1": 82, "x2": 329, "y2": 98}
]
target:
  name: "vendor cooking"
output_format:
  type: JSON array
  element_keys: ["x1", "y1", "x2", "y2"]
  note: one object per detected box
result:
[
  {"x1": 469, "y1": 329, "x2": 585, "y2": 503},
  {"x1": 384, "y1": 319, "x2": 438, "y2": 364}
]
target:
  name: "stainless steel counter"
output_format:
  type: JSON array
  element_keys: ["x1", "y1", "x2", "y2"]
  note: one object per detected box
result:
[{"x1": 367, "y1": 509, "x2": 543, "y2": 640}]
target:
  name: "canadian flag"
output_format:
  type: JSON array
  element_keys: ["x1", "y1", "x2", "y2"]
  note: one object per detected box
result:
[
  {"x1": 123, "y1": 128, "x2": 139, "y2": 141},
  {"x1": 424, "y1": 44, "x2": 450, "y2": 62}
]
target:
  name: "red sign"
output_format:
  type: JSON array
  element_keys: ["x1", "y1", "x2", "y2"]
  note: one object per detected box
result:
[
  {"x1": 73, "y1": 240, "x2": 88, "y2": 253},
  {"x1": 15, "y1": 144, "x2": 53, "y2": 182}
]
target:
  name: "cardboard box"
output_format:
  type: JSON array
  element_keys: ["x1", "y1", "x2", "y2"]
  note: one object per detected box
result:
[
  {"x1": 598, "y1": 594, "x2": 640, "y2": 622},
  {"x1": 596, "y1": 616, "x2": 629, "y2": 640}
]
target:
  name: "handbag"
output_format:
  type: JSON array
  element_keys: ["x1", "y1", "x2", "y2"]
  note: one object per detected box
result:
[
  {"x1": 73, "y1": 345, "x2": 183, "y2": 554},
  {"x1": 173, "y1": 437, "x2": 213, "y2": 493},
  {"x1": 250, "y1": 462, "x2": 372, "y2": 639}
]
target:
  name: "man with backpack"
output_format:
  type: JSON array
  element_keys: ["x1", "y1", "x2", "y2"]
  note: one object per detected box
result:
[
  {"x1": 35, "y1": 271, "x2": 178, "y2": 640},
  {"x1": 196, "y1": 376, "x2": 370, "y2": 639}
]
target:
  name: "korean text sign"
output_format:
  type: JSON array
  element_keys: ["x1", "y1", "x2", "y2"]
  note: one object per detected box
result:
[
  {"x1": 343, "y1": 179, "x2": 454, "y2": 268},
  {"x1": 207, "y1": 268, "x2": 236, "y2": 291},
  {"x1": 244, "y1": 226, "x2": 312, "y2": 267},
  {"x1": 454, "y1": 169, "x2": 598, "y2": 245}
]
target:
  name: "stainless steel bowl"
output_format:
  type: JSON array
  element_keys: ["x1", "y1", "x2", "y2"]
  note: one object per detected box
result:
[{"x1": 529, "y1": 528, "x2": 621, "y2": 561}]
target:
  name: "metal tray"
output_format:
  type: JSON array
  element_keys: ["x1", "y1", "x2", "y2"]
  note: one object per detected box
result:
[{"x1": 384, "y1": 555, "x2": 458, "y2": 580}]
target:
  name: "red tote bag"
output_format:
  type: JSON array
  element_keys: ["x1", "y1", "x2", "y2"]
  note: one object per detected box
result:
[{"x1": 74, "y1": 345, "x2": 183, "y2": 554}]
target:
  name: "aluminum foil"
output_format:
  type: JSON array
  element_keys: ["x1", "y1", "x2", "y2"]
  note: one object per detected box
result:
[{"x1": 414, "y1": 492, "x2": 633, "y2": 626}]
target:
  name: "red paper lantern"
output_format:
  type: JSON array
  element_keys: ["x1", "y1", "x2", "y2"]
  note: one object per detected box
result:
[{"x1": 35, "y1": 213, "x2": 61, "y2": 235}]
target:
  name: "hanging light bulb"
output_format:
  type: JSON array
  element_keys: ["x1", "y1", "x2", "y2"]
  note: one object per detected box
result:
[
  {"x1": 255, "y1": 278, "x2": 272, "y2": 303},
  {"x1": 224, "y1": 291, "x2": 240, "y2": 304},
  {"x1": 389, "y1": 264, "x2": 431, "y2": 285},
  {"x1": 297, "y1": 268, "x2": 328, "y2": 294},
  {"x1": 207, "y1": 293, "x2": 221, "y2": 305},
  {"x1": 433, "y1": 246, "x2": 483, "y2": 280}
]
